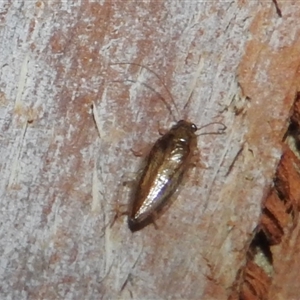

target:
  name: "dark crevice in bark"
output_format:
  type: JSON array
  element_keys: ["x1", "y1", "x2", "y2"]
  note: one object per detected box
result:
[{"x1": 229, "y1": 91, "x2": 300, "y2": 300}]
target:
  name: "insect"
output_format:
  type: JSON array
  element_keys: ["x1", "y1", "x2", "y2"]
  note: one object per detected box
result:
[
  {"x1": 128, "y1": 119, "x2": 198, "y2": 231},
  {"x1": 110, "y1": 63, "x2": 225, "y2": 232}
]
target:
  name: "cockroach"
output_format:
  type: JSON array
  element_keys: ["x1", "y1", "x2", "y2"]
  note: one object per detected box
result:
[
  {"x1": 128, "y1": 119, "x2": 198, "y2": 231},
  {"x1": 110, "y1": 62, "x2": 226, "y2": 232}
]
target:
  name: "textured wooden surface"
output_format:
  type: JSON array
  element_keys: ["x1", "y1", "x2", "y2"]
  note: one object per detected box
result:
[{"x1": 1, "y1": 1, "x2": 300, "y2": 299}]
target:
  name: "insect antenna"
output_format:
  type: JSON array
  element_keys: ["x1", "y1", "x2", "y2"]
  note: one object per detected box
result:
[
  {"x1": 111, "y1": 79, "x2": 177, "y2": 123},
  {"x1": 109, "y1": 62, "x2": 180, "y2": 122},
  {"x1": 197, "y1": 122, "x2": 227, "y2": 136}
]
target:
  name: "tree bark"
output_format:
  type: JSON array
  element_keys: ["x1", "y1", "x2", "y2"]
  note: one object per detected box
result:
[{"x1": 0, "y1": 1, "x2": 299, "y2": 299}]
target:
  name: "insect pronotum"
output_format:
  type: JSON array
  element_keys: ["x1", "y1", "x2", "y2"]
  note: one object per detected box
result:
[{"x1": 110, "y1": 62, "x2": 226, "y2": 232}]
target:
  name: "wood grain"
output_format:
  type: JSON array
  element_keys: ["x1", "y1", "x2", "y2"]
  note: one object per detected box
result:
[{"x1": 0, "y1": 1, "x2": 299, "y2": 299}]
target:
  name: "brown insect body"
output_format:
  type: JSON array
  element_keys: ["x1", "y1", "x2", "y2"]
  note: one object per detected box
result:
[
  {"x1": 110, "y1": 63, "x2": 224, "y2": 231},
  {"x1": 128, "y1": 120, "x2": 198, "y2": 231}
]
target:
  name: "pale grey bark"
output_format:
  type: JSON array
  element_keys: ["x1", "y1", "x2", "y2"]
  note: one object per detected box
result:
[{"x1": 0, "y1": 1, "x2": 298, "y2": 299}]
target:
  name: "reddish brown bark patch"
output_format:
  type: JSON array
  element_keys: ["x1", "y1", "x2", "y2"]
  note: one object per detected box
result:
[{"x1": 229, "y1": 90, "x2": 300, "y2": 299}]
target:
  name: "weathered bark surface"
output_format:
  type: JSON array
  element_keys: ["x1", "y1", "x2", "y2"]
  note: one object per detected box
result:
[{"x1": 0, "y1": 1, "x2": 299, "y2": 299}]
